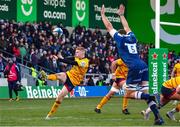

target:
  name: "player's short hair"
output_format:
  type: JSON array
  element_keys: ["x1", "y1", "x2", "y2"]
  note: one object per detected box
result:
[
  {"x1": 118, "y1": 29, "x2": 126, "y2": 35},
  {"x1": 76, "y1": 46, "x2": 85, "y2": 52}
]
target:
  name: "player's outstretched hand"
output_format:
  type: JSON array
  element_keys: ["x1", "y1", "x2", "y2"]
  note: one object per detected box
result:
[
  {"x1": 101, "y1": 4, "x2": 105, "y2": 16},
  {"x1": 117, "y1": 4, "x2": 125, "y2": 16}
]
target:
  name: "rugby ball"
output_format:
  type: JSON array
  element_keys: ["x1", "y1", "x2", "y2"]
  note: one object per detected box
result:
[{"x1": 53, "y1": 27, "x2": 63, "y2": 37}]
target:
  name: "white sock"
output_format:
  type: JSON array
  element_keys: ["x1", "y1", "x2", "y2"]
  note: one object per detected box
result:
[
  {"x1": 145, "y1": 107, "x2": 151, "y2": 114},
  {"x1": 170, "y1": 108, "x2": 176, "y2": 113}
]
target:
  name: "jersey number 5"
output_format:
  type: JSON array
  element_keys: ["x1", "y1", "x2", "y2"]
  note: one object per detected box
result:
[{"x1": 125, "y1": 43, "x2": 138, "y2": 54}]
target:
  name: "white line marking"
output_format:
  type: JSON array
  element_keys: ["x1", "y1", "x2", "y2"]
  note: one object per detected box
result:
[{"x1": 160, "y1": 21, "x2": 180, "y2": 27}]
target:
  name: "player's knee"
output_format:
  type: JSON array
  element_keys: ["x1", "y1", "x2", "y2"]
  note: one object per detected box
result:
[
  {"x1": 110, "y1": 86, "x2": 120, "y2": 93},
  {"x1": 176, "y1": 86, "x2": 180, "y2": 94}
]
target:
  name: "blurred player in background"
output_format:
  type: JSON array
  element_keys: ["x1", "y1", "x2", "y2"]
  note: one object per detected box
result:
[
  {"x1": 142, "y1": 77, "x2": 180, "y2": 121},
  {"x1": 94, "y1": 58, "x2": 130, "y2": 115},
  {"x1": 41, "y1": 46, "x2": 89, "y2": 119},
  {"x1": 170, "y1": 59, "x2": 180, "y2": 105},
  {"x1": 171, "y1": 59, "x2": 180, "y2": 78},
  {"x1": 101, "y1": 4, "x2": 163, "y2": 125}
]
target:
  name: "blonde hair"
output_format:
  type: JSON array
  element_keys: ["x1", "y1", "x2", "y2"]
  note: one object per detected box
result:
[{"x1": 76, "y1": 46, "x2": 85, "y2": 52}]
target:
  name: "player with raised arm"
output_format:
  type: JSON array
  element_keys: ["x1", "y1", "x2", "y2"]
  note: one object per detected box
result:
[
  {"x1": 94, "y1": 58, "x2": 130, "y2": 114},
  {"x1": 41, "y1": 46, "x2": 89, "y2": 119},
  {"x1": 100, "y1": 4, "x2": 163, "y2": 125}
]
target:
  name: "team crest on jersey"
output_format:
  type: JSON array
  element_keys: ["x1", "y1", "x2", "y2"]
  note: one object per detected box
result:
[{"x1": 80, "y1": 61, "x2": 86, "y2": 67}]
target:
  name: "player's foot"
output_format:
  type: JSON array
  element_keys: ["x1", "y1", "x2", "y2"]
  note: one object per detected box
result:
[
  {"x1": 15, "y1": 96, "x2": 19, "y2": 101},
  {"x1": 94, "y1": 108, "x2": 101, "y2": 114},
  {"x1": 166, "y1": 111, "x2": 176, "y2": 121},
  {"x1": 172, "y1": 100, "x2": 178, "y2": 105},
  {"x1": 9, "y1": 98, "x2": 13, "y2": 102},
  {"x1": 154, "y1": 117, "x2": 164, "y2": 125},
  {"x1": 45, "y1": 115, "x2": 51, "y2": 120},
  {"x1": 122, "y1": 109, "x2": 130, "y2": 115},
  {"x1": 141, "y1": 110, "x2": 150, "y2": 120},
  {"x1": 40, "y1": 70, "x2": 47, "y2": 80}
]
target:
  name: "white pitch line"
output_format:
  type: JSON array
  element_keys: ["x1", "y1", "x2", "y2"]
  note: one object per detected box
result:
[
  {"x1": 160, "y1": 21, "x2": 180, "y2": 27},
  {"x1": 0, "y1": 107, "x2": 45, "y2": 110}
]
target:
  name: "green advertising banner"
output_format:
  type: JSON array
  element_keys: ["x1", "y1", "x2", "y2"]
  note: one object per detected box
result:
[
  {"x1": 0, "y1": 0, "x2": 16, "y2": 20},
  {"x1": 0, "y1": 86, "x2": 72, "y2": 99},
  {"x1": 17, "y1": 0, "x2": 37, "y2": 22},
  {"x1": 37, "y1": 0, "x2": 72, "y2": 25},
  {"x1": 149, "y1": 48, "x2": 168, "y2": 95},
  {"x1": 72, "y1": 0, "x2": 89, "y2": 27},
  {"x1": 89, "y1": 0, "x2": 127, "y2": 29},
  {"x1": 127, "y1": 0, "x2": 180, "y2": 53}
]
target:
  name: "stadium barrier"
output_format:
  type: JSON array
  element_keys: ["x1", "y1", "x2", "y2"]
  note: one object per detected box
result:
[
  {"x1": 0, "y1": 78, "x2": 27, "y2": 86},
  {"x1": 0, "y1": 86, "x2": 125, "y2": 99}
]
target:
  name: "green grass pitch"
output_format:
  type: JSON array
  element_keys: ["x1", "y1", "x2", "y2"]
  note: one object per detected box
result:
[{"x1": 0, "y1": 97, "x2": 180, "y2": 126}]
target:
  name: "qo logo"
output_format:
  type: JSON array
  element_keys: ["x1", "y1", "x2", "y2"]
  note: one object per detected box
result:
[
  {"x1": 150, "y1": 0, "x2": 180, "y2": 44},
  {"x1": 21, "y1": 0, "x2": 33, "y2": 16},
  {"x1": 76, "y1": 87, "x2": 88, "y2": 97},
  {"x1": 76, "y1": 0, "x2": 86, "y2": 21}
]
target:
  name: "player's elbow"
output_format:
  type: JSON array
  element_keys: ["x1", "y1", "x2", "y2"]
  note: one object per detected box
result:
[{"x1": 110, "y1": 61, "x2": 116, "y2": 71}]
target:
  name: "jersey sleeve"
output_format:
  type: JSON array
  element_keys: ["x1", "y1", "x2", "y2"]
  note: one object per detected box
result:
[
  {"x1": 174, "y1": 64, "x2": 177, "y2": 71},
  {"x1": 127, "y1": 32, "x2": 137, "y2": 43},
  {"x1": 75, "y1": 59, "x2": 89, "y2": 68},
  {"x1": 109, "y1": 29, "x2": 123, "y2": 43}
]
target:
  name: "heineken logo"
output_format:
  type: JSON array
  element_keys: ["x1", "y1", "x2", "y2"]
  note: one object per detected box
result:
[
  {"x1": 149, "y1": 49, "x2": 168, "y2": 95},
  {"x1": 152, "y1": 52, "x2": 158, "y2": 60},
  {"x1": 151, "y1": 62, "x2": 158, "y2": 94},
  {"x1": 162, "y1": 62, "x2": 167, "y2": 82},
  {"x1": 150, "y1": 0, "x2": 180, "y2": 44},
  {"x1": 21, "y1": 0, "x2": 33, "y2": 16},
  {"x1": 25, "y1": 86, "x2": 69, "y2": 99}
]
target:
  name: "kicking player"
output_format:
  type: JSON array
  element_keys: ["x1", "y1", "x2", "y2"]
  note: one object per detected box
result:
[
  {"x1": 94, "y1": 58, "x2": 130, "y2": 114},
  {"x1": 141, "y1": 77, "x2": 180, "y2": 121},
  {"x1": 101, "y1": 4, "x2": 163, "y2": 125},
  {"x1": 42, "y1": 46, "x2": 89, "y2": 119}
]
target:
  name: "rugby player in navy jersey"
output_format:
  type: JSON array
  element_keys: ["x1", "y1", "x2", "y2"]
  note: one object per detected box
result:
[{"x1": 100, "y1": 4, "x2": 164, "y2": 125}]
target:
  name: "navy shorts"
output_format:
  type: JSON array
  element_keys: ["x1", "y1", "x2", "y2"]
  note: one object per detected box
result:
[
  {"x1": 115, "y1": 78, "x2": 125, "y2": 84},
  {"x1": 161, "y1": 86, "x2": 176, "y2": 99},
  {"x1": 64, "y1": 74, "x2": 75, "y2": 92},
  {"x1": 126, "y1": 67, "x2": 148, "y2": 84}
]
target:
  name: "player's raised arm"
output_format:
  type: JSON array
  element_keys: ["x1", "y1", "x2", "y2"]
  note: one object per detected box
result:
[
  {"x1": 117, "y1": 4, "x2": 131, "y2": 33},
  {"x1": 101, "y1": 5, "x2": 114, "y2": 33}
]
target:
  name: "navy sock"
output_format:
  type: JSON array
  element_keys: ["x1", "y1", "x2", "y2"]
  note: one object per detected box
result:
[
  {"x1": 140, "y1": 93, "x2": 150, "y2": 100},
  {"x1": 148, "y1": 101, "x2": 160, "y2": 120}
]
